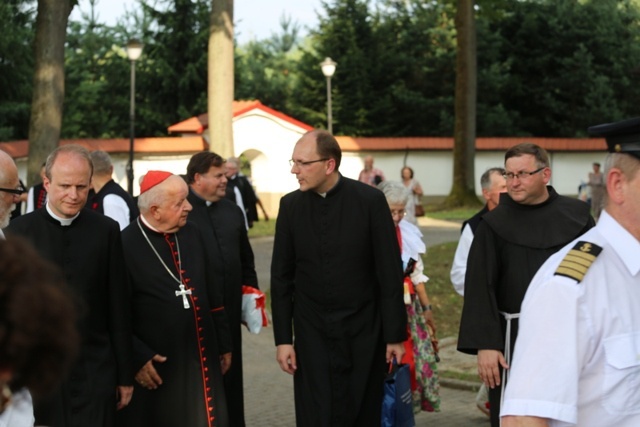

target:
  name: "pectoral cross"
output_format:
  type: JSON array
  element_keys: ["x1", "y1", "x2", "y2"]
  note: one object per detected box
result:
[{"x1": 175, "y1": 284, "x2": 192, "y2": 309}]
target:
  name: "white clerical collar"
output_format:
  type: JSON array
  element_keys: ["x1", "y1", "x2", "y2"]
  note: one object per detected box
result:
[
  {"x1": 0, "y1": 228, "x2": 4, "y2": 240},
  {"x1": 315, "y1": 175, "x2": 341, "y2": 198},
  {"x1": 139, "y1": 214, "x2": 164, "y2": 233},
  {"x1": 46, "y1": 203, "x2": 79, "y2": 226}
]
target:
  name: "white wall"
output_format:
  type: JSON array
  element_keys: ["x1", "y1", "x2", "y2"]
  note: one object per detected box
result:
[
  {"x1": 13, "y1": 114, "x2": 608, "y2": 214},
  {"x1": 341, "y1": 150, "x2": 608, "y2": 198}
]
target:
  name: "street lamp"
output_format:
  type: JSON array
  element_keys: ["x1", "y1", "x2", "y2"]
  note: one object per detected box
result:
[
  {"x1": 126, "y1": 38, "x2": 144, "y2": 195},
  {"x1": 320, "y1": 57, "x2": 337, "y2": 134}
]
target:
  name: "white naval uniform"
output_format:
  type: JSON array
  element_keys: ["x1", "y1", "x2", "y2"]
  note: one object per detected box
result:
[{"x1": 501, "y1": 209, "x2": 640, "y2": 426}]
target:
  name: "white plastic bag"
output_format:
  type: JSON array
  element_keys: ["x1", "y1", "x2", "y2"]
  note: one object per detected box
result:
[{"x1": 241, "y1": 285, "x2": 268, "y2": 334}]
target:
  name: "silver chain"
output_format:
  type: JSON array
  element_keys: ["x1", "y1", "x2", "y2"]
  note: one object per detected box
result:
[{"x1": 136, "y1": 217, "x2": 184, "y2": 287}]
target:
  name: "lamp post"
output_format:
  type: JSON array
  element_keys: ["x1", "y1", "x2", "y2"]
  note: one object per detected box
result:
[
  {"x1": 126, "y1": 39, "x2": 144, "y2": 195},
  {"x1": 320, "y1": 57, "x2": 337, "y2": 134}
]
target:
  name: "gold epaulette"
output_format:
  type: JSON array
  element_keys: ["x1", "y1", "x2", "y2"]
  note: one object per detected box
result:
[{"x1": 554, "y1": 241, "x2": 602, "y2": 283}]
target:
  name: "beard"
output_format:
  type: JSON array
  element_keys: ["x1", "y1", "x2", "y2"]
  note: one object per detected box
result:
[{"x1": 0, "y1": 204, "x2": 14, "y2": 229}]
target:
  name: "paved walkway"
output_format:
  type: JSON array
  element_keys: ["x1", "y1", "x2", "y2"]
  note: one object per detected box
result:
[{"x1": 243, "y1": 217, "x2": 490, "y2": 426}]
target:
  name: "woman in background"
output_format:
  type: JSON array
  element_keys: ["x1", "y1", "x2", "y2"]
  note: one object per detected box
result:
[
  {"x1": 380, "y1": 181, "x2": 440, "y2": 413},
  {"x1": 401, "y1": 166, "x2": 423, "y2": 225}
]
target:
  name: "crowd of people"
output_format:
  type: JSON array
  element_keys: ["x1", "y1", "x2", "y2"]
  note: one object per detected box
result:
[{"x1": 0, "y1": 117, "x2": 638, "y2": 427}]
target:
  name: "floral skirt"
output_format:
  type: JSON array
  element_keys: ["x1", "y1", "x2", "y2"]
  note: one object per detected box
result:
[{"x1": 406, "y1": 299, "x2": 440, "y2": 413}]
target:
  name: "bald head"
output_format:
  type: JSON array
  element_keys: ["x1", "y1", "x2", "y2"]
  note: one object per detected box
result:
[{"x1": 0, "y1": 150, "x2": 20, "y2": 228}]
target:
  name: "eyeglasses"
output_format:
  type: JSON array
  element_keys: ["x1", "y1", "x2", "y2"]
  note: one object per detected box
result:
[
  {"x1": 502, "y1": 167, "x2": 545, "y2": 181},
  {"x1": 0, "y1": 185, "x2": 25, "y2": 196},
  {"x1": 390, "y1": 209, "x2": 406, "y2": 217},
  {"x1": 289, "y1": 158, "x2": 328, "y2": 168}
]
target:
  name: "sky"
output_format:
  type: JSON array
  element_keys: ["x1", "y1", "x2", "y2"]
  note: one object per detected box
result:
[{"x1": 69, "y1": 0, "x2": 323, "y2": 44}]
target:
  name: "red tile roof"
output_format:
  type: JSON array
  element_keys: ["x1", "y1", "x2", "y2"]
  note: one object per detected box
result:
[
  {"x1": 1, "y1": 135, "x2": 608, "y2": 161},
  {"x1": 336, "y1": 136, "x2": 607, "y2": 152},
  {"x1": 0, "y1": 137, "x2": 207, "y2": 159},
  {"x1": 167, "y1": 100, "x2": 313, "y2": 134}
]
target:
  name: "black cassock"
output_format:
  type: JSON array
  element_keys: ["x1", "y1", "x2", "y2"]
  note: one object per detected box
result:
[
  {"x1": 117, "y1": 219, "x2": 231, "y2": 427},
  {"x1": 6, "y1": 208, "x2": 133, "y2": 427},
  {"x1": 271, "y1": 175, "x2": 407, "y2": 427},
  {"x1": 187, "y1": 191, "x2": 259, "y2": 427},
  {"x1": 457, "y1": 187, "x2": 594, "y2": 427}
]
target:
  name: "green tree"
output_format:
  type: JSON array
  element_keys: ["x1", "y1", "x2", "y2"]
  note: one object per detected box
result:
[
  {"x1": 371, "y1": 0, "x2": 457, "y2": 136},
  {"x1": 492, "y1": 0, "x2": 640, "y2": 136},
  {"x1": 234, "y1": 16, "x2": 301, "y2": 114},
  {"x1": 63, "y1": 1, "x2": 131, "y2": 139},
  {"x1": 136, "y1": 0, "x2": 210, "y2": 136},
  {"x1": 294, "y1": 0, "x2": 378, "y2": 136},
  {"x1": 0, "y1": 0, "x2": 35, "y2": 141}
]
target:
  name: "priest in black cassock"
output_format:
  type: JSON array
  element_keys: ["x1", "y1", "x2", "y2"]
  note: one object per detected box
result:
[
  {"x1": 457, "y1": 143, "x2": 594, "y2": 427},
  {"x1": 117, "y1": 171, "x2": 231, "y2": 427},
  {"x1": 6, "y1": 144, "x2": 134, "y2": 427},
  {"x1": 186, "y1": 152, "x2": 259, "y2": 427},
  {"x1": 271, "y1": 130, "x2": 407, "y2": 426}
]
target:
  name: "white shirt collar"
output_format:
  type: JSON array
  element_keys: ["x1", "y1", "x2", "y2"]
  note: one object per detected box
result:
[
  {"x1": 46, "y1": 203, "x2": 79, "y2": 226},
  {"x1": 139, "y1": 214, "x2": 163, "y2": 233}
]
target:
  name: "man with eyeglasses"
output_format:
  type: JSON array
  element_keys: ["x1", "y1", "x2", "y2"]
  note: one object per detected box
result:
[
  {"x1": 0, "y1": 150, "x2": 23, "y2": 233},
  {"x1": 271, "y1": 130, "x2": 407, "y2": 426},
  {"x1": 457, "y1": 142, "x2": 594, "y2": 427}
]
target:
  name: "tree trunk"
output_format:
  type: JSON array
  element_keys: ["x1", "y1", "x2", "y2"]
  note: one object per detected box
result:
[
  {"x1": 445, "y1": 0, "x2": 480, "y2": 208},
  {"x1": 208, "y1": 0, "x2": 234, "y2": 159},
  {"x1": 27, "y1": 0, "x2": 72, "y2": 185}
]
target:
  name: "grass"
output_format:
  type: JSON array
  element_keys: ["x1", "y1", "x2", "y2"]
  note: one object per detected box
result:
[
  {"x1": 247, "y1": 219, "x2": 276, "y2": 238},
  {"x1": 424, "y1": 207, "x2": 478, "y2": 221},
  {"x1": 438, "y1": 370, "x2": 482, "y2": 385},
  {"x1": 421, "y1": 241, "x2": 462, "y2": 338}
]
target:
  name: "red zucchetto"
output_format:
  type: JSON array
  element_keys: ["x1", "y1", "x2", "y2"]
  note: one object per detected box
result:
[{"x1": 140, "y1": 170, "x2": 173, "y2": 194}]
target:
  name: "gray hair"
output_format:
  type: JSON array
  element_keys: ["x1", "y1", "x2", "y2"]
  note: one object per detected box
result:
[
  {"x1": 89, "y1": 150, "x2": 113, "y2": 175},
  {"x1": 226, "y1": 157, "x2": 239, "y2": 168},
  {"x1": 379, "y1": 180, "x2": 410, "y2": 206},
  {"x1": 138, "y1": 183, "x2": 169, "y2": 213},
  {"x1": 480, "y1": 167, "x2": 506, "y2": 191},
  {"x1": 603, "y1": 153, "x2": 640, "y2": 206}
]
